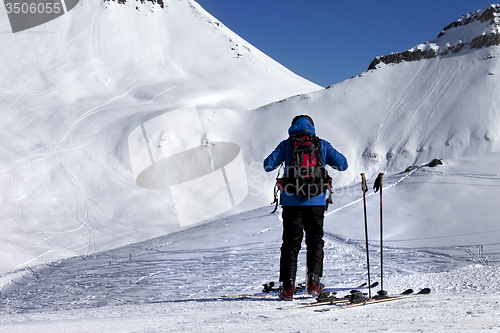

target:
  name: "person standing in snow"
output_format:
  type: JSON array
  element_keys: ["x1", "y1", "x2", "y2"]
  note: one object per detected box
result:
[{"x1": 263, "y1": 115, "x2": 348, "y2": 301}]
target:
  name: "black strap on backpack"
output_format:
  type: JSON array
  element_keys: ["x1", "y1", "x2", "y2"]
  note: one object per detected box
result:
[
  {"x1": 271, "y1": 164, "x2": 283, "y2": 214},
  {"x1": 271, "y1": 134, "x2": 333, "y2": 213}
]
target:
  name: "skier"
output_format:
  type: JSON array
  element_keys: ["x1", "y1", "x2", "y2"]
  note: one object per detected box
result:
[{"x1": 263, "y1": 115, "x2": 348, "y2": 301}]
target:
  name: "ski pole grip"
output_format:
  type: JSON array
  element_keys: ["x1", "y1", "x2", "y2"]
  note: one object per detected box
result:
[
  {"x1": 374, "y1": 173, "x2": 384, "y2": 193},
  {"x1": 360, "y1": 173, "x2": 368, "y2": 193}
]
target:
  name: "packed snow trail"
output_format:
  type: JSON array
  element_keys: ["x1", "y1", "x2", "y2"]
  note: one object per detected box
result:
[
  {"x1": 1, "y1": 161, "x2": 500, "y2": 332},
  {"x1": 0, "y1": 206, "x2": 498, "y2": 313},
  {"x1": 0, "y1": 204, "x2": 500, "y2": 332}
]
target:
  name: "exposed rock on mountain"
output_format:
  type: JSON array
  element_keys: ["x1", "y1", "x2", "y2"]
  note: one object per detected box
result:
[
  {"x1": 368, "y1": 4, "x2": 500, "y2": 70},
  {"x1": 437, "y1": 4, "x2": 499, "y2": 35}
]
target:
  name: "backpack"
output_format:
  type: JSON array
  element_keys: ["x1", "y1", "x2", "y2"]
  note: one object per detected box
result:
[{"x1": 271, "y1": 134, "x2": 333, "y2": 212}]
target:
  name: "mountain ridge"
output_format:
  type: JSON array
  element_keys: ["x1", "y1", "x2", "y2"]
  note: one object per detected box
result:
[{"x1": 368, "y1": 4, "x2": 500, "y2": 70}]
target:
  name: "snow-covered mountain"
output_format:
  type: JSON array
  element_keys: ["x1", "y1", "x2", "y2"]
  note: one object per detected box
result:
[
  {"x1": 265, "y1": 4, "x2": 500, "y2": 177},
  {"x1": 0, "y1": 0, "x2": 320, "y2": 109},
  {"x1": 368, "y1": 4, "x2": 500, "y2": 69},
  {"x1": 1, "y1": 3, "x2": 500, "y2": 332},
  {"x1": 239, "y1": 3, "x2": 500, "y2": 250},
  {"x1": 0, "y1": 0, "x2": 320, "y2": 275}
]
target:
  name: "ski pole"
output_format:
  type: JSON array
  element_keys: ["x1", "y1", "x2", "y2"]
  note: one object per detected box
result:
[
  {"x1": 374, "y1": 173, "x2": 387, "y2": 296},
  {"x1": 360, "y1": 173, "x2": 371, "y2": 299}
]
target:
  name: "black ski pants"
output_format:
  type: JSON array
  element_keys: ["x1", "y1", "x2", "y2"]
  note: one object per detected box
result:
[{"x1": 280, "y1": 205, "x2": 325, "y2": 286}]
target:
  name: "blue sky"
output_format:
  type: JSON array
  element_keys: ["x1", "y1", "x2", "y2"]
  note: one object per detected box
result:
[{"x1": 195, "y1": 0, "x2": 497, "y2": 87}]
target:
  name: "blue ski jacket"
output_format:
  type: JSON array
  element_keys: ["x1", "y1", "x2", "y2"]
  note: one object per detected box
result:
[{"x1": 263, "y1": 117, "x2": 348, "y2": 206}]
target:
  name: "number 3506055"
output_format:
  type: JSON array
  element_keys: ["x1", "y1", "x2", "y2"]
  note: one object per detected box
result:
[{"x1": 5, "y1": 2, "x2": 62, "y2": 14}]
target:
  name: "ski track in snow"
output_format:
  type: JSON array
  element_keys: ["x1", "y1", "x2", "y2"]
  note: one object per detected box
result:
[
  {"x1": 1, "y1": 146, "x2": 500, "y2": 332},
  {"x1": 0, "y1": 78, "x2": 181, "y2": 271},
  {"x1": 1, "y1": 205, "x2": 500, "y2": 332},
  {"x1": 2, "y1": 161, "x2": 500, "y2": 332}
]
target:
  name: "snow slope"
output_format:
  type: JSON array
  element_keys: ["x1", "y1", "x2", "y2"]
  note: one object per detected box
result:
[
  {"x1": 1, "y1": 158, "x2": 500, "y2": 331},
  {"x1": 1, "y1": 0, "x2": 499, "y2": 275},
  {"x1": 0, "y1": 0, "x2": 320, "y2": 274},
  {"x1": 1, "y1": 3, "x2": 500, "y2": 332}
]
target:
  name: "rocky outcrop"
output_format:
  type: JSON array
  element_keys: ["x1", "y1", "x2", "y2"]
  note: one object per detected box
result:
[
  {"x1": 470, "y1": 33, "x2": 500, "y2": 49},
  {"x1": 368, "y1": 5, "x2": 500, "y2": 70},
  {"x1": 108, "y1": 0, "x2": 165, "y2": 8},
  {"x1": 437, "y1": 5, "x2": 499, "y2": 37},
  {"x1": 368, "y1": 49, "x2": 438, "y2": 70}
]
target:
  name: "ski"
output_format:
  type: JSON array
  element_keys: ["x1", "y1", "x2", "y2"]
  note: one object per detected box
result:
[
  {"x1": 278, "y1": 282, "x2": 381, "y2": 310},
  {"x1": 278, "y1": 294, "x2": 350, "y2": 310},
  {"x1": 221, "y1": 281, "x2": 378, "y2": 299},
  {"x1": 315, "y1": 288, "x2": 431, "y2": 312}
]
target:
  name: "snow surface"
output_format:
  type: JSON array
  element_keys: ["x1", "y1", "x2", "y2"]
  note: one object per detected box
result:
[
  {"x1": 1, "y1": 1, "x2": 500, "y2": 332},
  {"x1": 0, "y1": 0, "x2": 320, "y2": 275},
  {"x1": 1, "y1": 198, "x2": 500, "y2": 332}
]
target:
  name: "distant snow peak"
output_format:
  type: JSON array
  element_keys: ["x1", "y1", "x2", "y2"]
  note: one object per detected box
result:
[
  {"x1": 437, "y1": 4, "x2": 500, "y2": 37},
  {"x1": 368, "y1": 4, "x2": 500, "y2": 70}
]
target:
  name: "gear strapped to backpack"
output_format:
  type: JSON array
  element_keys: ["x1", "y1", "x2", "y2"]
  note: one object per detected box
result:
[{"x1": 271, "y1": 133, "x2": 333, "y2": 213}]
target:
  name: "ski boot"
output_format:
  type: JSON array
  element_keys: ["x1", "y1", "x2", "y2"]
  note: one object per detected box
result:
[
  {"x1": 278, "y1": 280, "x2": 294, "y2": 301},
  {"x1": 307, "y1": 273, "x2": 322, "y2": 297}
]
